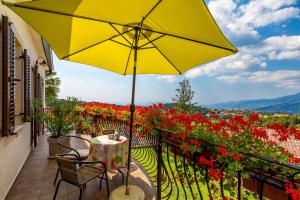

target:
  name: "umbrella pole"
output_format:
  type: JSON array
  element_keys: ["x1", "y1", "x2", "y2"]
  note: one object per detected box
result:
[{"x1": 125, "y1": 27, "x2": 139, "y2": 195}]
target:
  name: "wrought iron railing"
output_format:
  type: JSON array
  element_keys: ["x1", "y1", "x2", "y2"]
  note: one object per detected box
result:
[{"x1": 93, "y1": 117, "x2": 300, "y2": 200}]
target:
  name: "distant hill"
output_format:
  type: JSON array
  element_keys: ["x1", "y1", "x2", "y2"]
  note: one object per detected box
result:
[{"x1": 206, "y1": 92, "x2": 300, "y2": 114}]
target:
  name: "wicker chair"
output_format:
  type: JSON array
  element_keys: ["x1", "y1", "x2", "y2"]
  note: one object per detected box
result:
[
  {"x1": 53, "y1": 154, "x2": 109, "y2": 200},
  {"x1": 54, "y1": 135, "x2": 91, "y2": 185},
  {"x1": 101, "y1": 129, "x2": 115, "y2": 135}
]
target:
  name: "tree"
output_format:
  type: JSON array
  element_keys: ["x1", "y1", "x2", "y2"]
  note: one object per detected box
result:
[
  {"x1": 45, "y1": 71, "x2": 61, "y2": 101},
  {"x1": 172, "y1": 78, "x2": 197, "y2": 113}
]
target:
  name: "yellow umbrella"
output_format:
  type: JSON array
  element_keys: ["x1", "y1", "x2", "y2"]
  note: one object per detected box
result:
[{"x1": 2, "y1": 0, "x2": 237, "y2": 197}]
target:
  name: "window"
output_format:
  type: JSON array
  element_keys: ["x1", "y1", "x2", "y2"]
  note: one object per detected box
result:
[
  {"x1": 1, "y1": 15, "x2": 16, "y2": 136},
  {"x1": 1, "y1": 15, "x2": 32, "y2": 137}
]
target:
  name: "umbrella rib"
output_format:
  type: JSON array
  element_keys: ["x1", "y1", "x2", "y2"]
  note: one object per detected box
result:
[
  {"x1": 61, "y1": 29, "x2": 133, "y2": 59},
  {"x1": 110, "y1": 39, "x2": 132, "y2": 48},
  {"x1": 155, "y1": 47, "x2": 182, "y2": 74},
  {"x1": 8, "y1": 3, "x2": 135, "y2": 29},
  {"x1": 124, "y1": 38, "x2": 136, "y2": 75},
  {"x1": 124, "y1": 48, "x2": 133, "y2": 75},
  {"x1": 140, "y1": 31, "x2": 182, "y2": 74},
  {"x1": 138, "y1": 35, "x2": 165, "y2": 48},
  {"x1": 143, "y1": 0, "x2": 163, "y2": 21},
  {"x1": 139, "y1": 46, "x2": 156, "y2": 50},
  {"x1": 109, "y1": 23, "x2": 132, "y2": 46},
  {"x1": 141, "y1": 28, "x2": 237, "y2": 53}
]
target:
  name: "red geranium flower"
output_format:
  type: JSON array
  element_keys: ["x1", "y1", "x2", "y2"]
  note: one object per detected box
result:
[
  {"x1": 233, "y1": 154, "x2": 242, "y2": 161},
  {"x1": 289, "y1": 155, "x2": 300, "y2": 164},
  {"x1": 198, "y1": 156, "x2": 214, "y2": 168},
  {"x1": 249, "y1": 113, "x2": 260, "y2": 122},
  {"x1": 190, "y1": 138, "x2": 201, "y2": 147},
  {"x1": 208, "y1": 168, "x2": 223, "y2": 181},
  {"x1": 210, "y1": 113, "x2": 219, "y2": 119},
  {"x1": 218, "y1": 147, "x2": 228, "y2": 157},
  {"x1": 286, "y1": 182, "x2": 300, "y2": 200},
  {"x1": 252, "y1": 128, "x2": 267, "y2": 139}
]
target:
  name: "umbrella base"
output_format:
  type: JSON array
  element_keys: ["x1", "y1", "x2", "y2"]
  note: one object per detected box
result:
[{"x1": 109, "y1": 185, "x2": 145, "y2": 200}]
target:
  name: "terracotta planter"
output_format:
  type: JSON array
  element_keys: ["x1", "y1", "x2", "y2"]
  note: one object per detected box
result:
[
  {"x1": 47, "y1": 137, "x2": 70, "y2": 159},
  {"x1": 243, "y1": 178, "x2": 288, "y2": 200}
]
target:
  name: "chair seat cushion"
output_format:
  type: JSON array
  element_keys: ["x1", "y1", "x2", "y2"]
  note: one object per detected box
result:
[
  {"x1": 77, "y1": 165, "x2": 105, "y2": 185},
  {"x1": 66, "y1": 149, "x2": 89, "y2": 160}
]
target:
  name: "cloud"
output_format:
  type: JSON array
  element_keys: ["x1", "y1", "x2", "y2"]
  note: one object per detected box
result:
[
  {"x1": 156, "y1": 75, "x2": 177, "y2": 82},
  {"x1": 237, "y1": 0, "x2": 299, "y2": 27},
  {"x1": 216, "y1": 74, "x2": 242, "y2": 84},
  {"x1": 182, "y1": 0, "x2": 300, "y2": 81},
  {"x1": 208, "y1": 0, "x2": 299, "y2": 44},
  {"x1": 185, "y1": 34, "x2": 300, "y2": 79},
  {"x1": 263, "y1": 35, "x2": 300, "y2": 60},
  {"x1": 208, "y1": 0, "x2": 259, "y2": 43},
  {"x1": 216, "y1": 70, "x2": 300, "y2": 89},
  {"x1": 185, "y1": 46, "x2": 267, "y2": 78},
  {"x1": 157, "y1": 1, "x2": 300, "y2": 82}
]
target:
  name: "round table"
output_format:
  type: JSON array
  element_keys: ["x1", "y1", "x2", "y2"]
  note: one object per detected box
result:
[{"x1": 89, "y1": 135, "x2": 129, "y2": 171}]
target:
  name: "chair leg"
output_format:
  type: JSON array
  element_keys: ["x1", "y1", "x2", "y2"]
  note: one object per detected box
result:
[
  {"x1": 54, "y1": 168, "x2": 59, "y2": 185},
  {"x1": 117, "y1": 168, "x2": 124, "y2": 184},
  {"x1": 53, "y1": 179, "x2": 62, "y2": 200},
  {"x1": 105, "y1": 171, "x2": 109, "y2": 197},
  {"x1": 79, "y1": 186, "x2": 83, "y2": 200},
  {"x1": 99, "y1": 173, "x2": 105, "y2": 190}
]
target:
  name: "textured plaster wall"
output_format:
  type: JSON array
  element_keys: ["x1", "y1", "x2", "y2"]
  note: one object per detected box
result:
[{"x1": 0, "y1": 2, "x2": 47, "y2": 199}]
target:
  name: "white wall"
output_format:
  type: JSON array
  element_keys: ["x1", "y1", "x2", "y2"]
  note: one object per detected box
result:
[
  {"x1": 0, "y1": 2, "x2": 47, "y2": 199},
  {"x1": 0, "y1": 123, "x2": 31, "y2": 200}
]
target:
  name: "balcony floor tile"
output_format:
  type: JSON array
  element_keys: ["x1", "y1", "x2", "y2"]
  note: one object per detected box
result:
[{"x1": 5, "y1": 134, "x2": 155, "y2": 200}]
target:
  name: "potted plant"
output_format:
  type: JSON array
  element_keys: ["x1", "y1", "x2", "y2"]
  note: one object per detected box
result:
[{"x1": 33, "y1": 97, "x2": 79, "y2": 158}]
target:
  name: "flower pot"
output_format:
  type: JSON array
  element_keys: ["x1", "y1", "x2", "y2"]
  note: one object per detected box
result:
[
  {"x1": 47, "y1": 137, "x2": 70, "y2": 159},
  {"x1": 243, "y1": 178, "x2": 288, "y2": 200}
]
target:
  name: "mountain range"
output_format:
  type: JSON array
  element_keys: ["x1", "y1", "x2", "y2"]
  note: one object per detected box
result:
[{"x1": 206, "y1": 92, "x2": 300, "y2": 114}]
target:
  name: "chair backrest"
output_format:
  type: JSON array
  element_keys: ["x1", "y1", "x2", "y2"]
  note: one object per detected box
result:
[
  {"x1": 56, "y1": 155, "x2": 79, "y2": 185},
  {"x1": 101, "y1": 129, "x2": 115, "y2": 135},
  {"x1": 57, "y1": 136, "x2": 73, "y2": 154}
]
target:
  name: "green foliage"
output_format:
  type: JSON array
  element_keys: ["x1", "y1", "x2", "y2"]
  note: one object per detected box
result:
[
  {"x1": 45, "y1": 71, "x2": 61, "y2": 101},
  {"x1": 260, "y1": 115, "x2": 300, "y2": 127},
  {"x1": 172, "y1": 79, "x2": 197, "y2": 113},
  {"x1": 33, "y1": 97, "x2": 78, "y2": 138}
]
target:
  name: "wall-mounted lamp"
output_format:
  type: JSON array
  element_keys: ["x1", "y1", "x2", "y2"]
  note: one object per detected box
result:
[{"x1": 36, "y1": 56, "x2": 48, "y2": 66}]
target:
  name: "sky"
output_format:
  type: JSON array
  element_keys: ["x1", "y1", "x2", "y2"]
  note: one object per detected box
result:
[{"x1": 54, "y1": 0, "x2": 300, "y2": 106}]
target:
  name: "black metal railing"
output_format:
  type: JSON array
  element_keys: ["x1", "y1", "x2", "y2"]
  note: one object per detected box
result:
[{"x1": 92, "y1": 117, "x2": 300, "y2": 200}]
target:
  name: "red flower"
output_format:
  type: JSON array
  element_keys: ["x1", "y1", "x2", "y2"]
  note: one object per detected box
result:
[
  {"x1": 286, "y1": 182, "x2": 300, "y2": 200},
  {"x1": 178, "y1": 131, "x2": 188, "y2": 138},
  {"x1": 289, "y1": 127, "x2": 300, "y2": 140},
  {"x1": 269, "y1": 123, "x2": 290, "y2": 142},
  {"x1": 249, "y1": 113, "x2": 260, "y2": 122},
  {"x1": 252, "y1": 128, "x2": 267, "y2": 139},
  {"x1": 229, "y1": 124, "x2": 239, "y2": 133},
  {"x1": 289, "y1": 155, "x2": 300, "y2": 164},
  {"x1": 190, "y1": 138, "x2": 201, "y2": 147},
  {"x1": 210, "y1": 113, "x2": 219, "y2": 119},
  {"x1": 233, "y1": 154, "x2": 242, "y2": 161},
  {"x1": 208, "y1": 168, "x2": 223, "y2": 181},
  {"x1": 198, "y1": 156, "x2": 214, "y2": 168},
  {"x1": 218, "y1": 147, "x2": 228, "y2": 157}
]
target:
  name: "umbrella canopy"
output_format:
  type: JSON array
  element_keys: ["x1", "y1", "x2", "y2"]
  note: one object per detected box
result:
[
  {"x1": 2, "y1": 0, "x2": 238, "y2": 197},
  {"x1": 2, "y1": 0, "x2": 237, "y2": 75}
]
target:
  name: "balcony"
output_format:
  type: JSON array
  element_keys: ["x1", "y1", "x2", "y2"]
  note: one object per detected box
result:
[
  {"x1": 5, "y1": 134, "x2": 155, "y2": 200},
  {"x1": 5, "y1": 112, "x2": 300, "y2": 200}
]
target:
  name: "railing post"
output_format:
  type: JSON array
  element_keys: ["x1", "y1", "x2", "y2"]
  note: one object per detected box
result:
[
  {"x1": 237, "y1": 171, "x2": 241, "y2": 200},
  {"x1": 157, "y1": 130, "x2": 162, "y2": 200}
]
